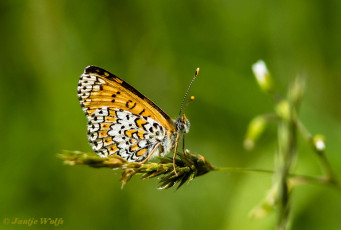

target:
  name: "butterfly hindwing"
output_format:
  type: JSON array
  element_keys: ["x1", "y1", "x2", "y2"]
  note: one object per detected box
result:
[{"x1": 87, "y1": 107, "x2": 167, "y2": 162}]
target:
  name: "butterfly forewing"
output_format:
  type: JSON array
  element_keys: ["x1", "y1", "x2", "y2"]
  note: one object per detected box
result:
[
  {"x1": 78, "y1": 66, "x2": 175, "y2": 131},
  {"x1": 78, "y1": 66, "x2": 176, "y2": 162}
]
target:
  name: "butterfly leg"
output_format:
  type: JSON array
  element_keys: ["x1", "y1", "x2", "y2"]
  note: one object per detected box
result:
[
  {"x1": 141, "y1": 142, "x2": 162, "y2": 164},
  {"x1": 173, "y1": 133, "x2": 180, "y2": 175},
  {"x1": 181, "y1": 134, "x2": 191, "y2": 162},
  {"x1": 182, "y1": 134, "x2": 186, "y2": 153}
]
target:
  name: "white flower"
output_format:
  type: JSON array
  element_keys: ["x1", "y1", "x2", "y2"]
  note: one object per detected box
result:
[
  {"x1": 252, "y1": 60, "x2": 274, "y2": 93},
  {"x1": 252, "y1": 60, "x2": 268, "y2": 84},
  {"x1": 313, "y1": 135, "x2": 326, "y2": 151}
]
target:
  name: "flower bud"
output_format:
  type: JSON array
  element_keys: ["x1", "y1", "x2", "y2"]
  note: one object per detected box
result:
[
  {"x1": 313, "y1": 135, "x2": 325, "y2": 151},
  {"x1": 252, "y1": 60, "x2": 275, "y2": 94},
  {"x1": 244, "y1": 116, "x2": 267, "y2": 150}
]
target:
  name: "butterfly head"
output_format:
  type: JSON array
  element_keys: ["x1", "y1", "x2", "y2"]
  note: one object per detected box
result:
[{"x1": 175, "y1": 114, "x2": 190, "y2": 134}]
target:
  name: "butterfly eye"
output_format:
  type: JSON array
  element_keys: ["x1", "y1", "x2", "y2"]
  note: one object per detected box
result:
[{"x1": 175, "y1": 116, "x2": 190, "y2": 134}]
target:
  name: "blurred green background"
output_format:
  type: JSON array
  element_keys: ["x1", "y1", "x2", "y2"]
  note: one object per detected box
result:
[{"x1": 1, "y1": 0, "x2": 341, "y2": 229}]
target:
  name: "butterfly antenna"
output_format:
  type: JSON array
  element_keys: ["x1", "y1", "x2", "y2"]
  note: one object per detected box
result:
[{"x1": 178, "y1": 68, "x2": 200, "y2": 116}]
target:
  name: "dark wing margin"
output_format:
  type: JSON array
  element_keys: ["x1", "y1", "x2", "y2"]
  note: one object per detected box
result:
[{"x1": 83, "y1": 65, "x2": 174, "y2": 125}]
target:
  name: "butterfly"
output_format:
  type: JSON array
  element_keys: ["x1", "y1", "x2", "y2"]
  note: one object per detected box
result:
[{"x1": 77, "y1": 66, "x2": 198, "y2": 163}]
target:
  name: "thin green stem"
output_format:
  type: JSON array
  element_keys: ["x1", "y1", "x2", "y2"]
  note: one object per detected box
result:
[
  {"x1": 296, "y1": 119, "x2": 313, "y2": 141},
  {"x1": 215, "y1": 167, "x2": 274, "y2": 174},
  {"x1": 296, "y1": 120, "x2": 339, "y2": 184},
  {"x1": 215, "y1": 166, "x2": 340, "y2": 190},
  {"x1": 315, "y1": 151, "x2": 338, "y2": 183}
]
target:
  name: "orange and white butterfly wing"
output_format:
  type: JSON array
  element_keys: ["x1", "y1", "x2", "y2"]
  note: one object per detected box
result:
[{"x1": 78, "y1": 66, "x2": 176, "y2": 162}]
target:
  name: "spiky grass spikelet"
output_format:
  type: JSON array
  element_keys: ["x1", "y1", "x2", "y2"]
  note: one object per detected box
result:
[{"x1": 58, "y1": 150, "x2": 215, "y2": 189}]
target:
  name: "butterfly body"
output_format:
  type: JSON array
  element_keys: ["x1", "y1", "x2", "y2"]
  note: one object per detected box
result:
[{"x1": 78, "y1": 66, "x2": 189, "y2": 162}]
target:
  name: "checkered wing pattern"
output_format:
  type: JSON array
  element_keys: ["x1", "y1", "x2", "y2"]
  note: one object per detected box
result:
[{"x1": 77, "y1": 66, "x2": 176, "y2": 162}]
